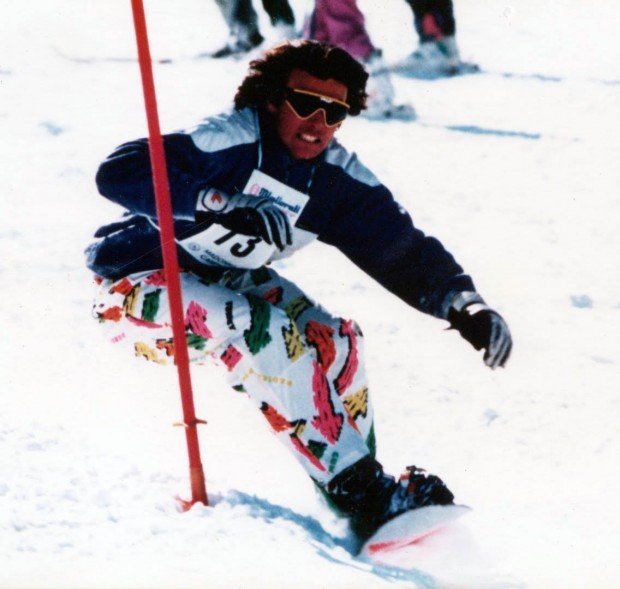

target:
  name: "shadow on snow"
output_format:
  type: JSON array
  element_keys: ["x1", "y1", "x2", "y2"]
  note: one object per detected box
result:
[{"x1": 224, "y1": 490, "x2": 439, "y2": 588}]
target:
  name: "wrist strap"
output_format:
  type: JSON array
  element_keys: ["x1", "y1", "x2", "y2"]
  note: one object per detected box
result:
[
  {"x1": 461, "y1": 302, "x2": 490, "y2": 316},
  {"x1": 446, "y1": 291, "x2": 485, "y2": 316}
]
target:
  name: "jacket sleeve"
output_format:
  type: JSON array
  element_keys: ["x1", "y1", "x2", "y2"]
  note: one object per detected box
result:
[
  {"x1": 320, "y1": 181, "x2": 476, "y2": 319},
  {"x1": 95, "y1": 133, "x2": 213, "y2": 221}
]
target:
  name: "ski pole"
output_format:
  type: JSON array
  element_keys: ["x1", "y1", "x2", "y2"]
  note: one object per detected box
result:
[{"x1": 130, "y1": 0, "x2": 208, "y2": 508}]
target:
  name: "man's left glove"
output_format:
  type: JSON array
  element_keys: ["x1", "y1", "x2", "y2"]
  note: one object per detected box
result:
[
  {"x1": 447, "y1": 292, "x2": 512, "y2": 369},
  {"x1": 196, "y1": 189, "x2": 292, "y2": 251}
]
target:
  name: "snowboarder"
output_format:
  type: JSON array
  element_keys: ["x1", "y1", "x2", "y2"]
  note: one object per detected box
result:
[{"x1": 86, "y1": 40, "x2": 511, "y2": 540}]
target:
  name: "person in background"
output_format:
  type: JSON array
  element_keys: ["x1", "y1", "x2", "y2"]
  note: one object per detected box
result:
[
  {"x1": 208, "y1": 0, "x2": 297, "y2": 58},
  {"x1": 86, "y1": 41, "x2": 510, "y2": 540},
  {"x1": 304, "y1": 0, "x2": 476, "y2": 117}
]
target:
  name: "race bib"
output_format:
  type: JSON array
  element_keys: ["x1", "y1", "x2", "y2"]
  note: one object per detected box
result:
[{"x1": 178, "y1": 170, "x2": 310, "y2": 268}]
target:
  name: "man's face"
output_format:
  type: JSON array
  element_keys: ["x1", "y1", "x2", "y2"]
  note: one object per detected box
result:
[{"x1": 268, "y1": 69, "x2": 349, "y2": 160}]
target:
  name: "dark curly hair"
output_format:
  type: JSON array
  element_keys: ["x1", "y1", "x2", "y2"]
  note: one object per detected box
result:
[{"x1": 234, "y1": 40, "x2": 368, "y2": 116}]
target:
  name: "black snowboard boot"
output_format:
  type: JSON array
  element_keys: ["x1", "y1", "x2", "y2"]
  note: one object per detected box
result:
[{"x1": 325, "y1": 456, "x2": 454, "y2": 538}]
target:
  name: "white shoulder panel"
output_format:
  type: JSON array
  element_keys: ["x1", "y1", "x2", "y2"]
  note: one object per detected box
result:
[
  {"x1": 187, "y1": 108, "x2": 258, "y2": 153},
  {"x1": 323, "y1": 140, "x2": 381, "y2": 187}
]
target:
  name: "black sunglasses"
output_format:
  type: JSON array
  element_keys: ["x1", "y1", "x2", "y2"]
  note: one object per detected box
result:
[{"x1": 284, "y1": 88, "x2": 350, "y2": 127}]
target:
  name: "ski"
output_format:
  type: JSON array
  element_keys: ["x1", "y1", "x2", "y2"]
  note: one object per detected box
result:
[
  {"x1": 360, "y1": 103, "x2": 417, "y2": 122},
  {"x1": 390, "y1": 60, "x2": 481, "y2": 80}
]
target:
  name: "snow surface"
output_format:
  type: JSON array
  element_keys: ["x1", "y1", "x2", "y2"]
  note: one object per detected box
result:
[{"x1": 2, "y1": 1, "x2": 619, "y2": 587}]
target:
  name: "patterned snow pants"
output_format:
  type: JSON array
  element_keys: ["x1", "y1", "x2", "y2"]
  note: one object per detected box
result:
[{"x1": 92, "y1": 267, "x2": 375, "y2": 485}]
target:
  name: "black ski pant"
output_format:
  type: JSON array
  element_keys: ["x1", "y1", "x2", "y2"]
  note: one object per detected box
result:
[
  {"x1": 404, "y1": 0, "x2": 456, "y2": 42},
  {"x1": 214, "y1": 0, "x2": 295, "y2": 44}
]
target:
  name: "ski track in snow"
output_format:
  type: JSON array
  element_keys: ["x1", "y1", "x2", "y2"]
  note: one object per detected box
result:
[{"x1": 2, "y1": 1, "x2": 620, "y2": 587}]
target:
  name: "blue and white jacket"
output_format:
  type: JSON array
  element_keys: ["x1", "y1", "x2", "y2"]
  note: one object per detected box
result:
[{"x1": 86, "y1": 107, "x2": 476, "y2": 318}]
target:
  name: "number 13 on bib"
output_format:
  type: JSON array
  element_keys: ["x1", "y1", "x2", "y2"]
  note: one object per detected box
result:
[{"x1": 180, "y1": 170, "x2": 310, "y2": 269}]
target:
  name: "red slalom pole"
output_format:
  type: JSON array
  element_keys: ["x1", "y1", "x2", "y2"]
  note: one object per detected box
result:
[{"x1": 130, "y1": 0, "x2": 208, "y2": 508}]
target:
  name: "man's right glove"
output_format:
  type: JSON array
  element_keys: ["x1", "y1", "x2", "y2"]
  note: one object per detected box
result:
[
  {"x1": 447, "y1": 292, "x2": 512, "y2": 369},
  {"x1": 196, "y1": 190, "x2": 293, "y2": 251}
]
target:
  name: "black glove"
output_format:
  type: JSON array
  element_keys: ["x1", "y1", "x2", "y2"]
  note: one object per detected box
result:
[
  {"x1": 196, "y1": 190, "x2": 292, "y2": 251},
  {"x1": 447, "y1": 293, "x2": 512, "y2": 369}
]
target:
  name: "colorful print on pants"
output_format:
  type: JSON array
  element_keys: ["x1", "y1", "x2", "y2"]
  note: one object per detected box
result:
[{"x1": 92, "y1": 268, "x2": 374, "y2": 484}]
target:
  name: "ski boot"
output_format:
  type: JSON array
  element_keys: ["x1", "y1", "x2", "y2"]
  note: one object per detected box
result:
[
  {"x1": 208, "y1": 31, "x2": 264, "y2": 59},
  {"x1": 272, "y1": 22, "x2": 297, "y2": 43},
  {"x1": 393, "y1": 36, "x2": 479, "y2": 79},
  {"x1": 361, "y1": 50, "x2": 416, "y2": 121}
]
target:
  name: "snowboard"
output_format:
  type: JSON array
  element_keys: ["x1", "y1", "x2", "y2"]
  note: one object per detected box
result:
[{"x1": 359, "y1": 504, "x2": 471, "y2": 557}]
